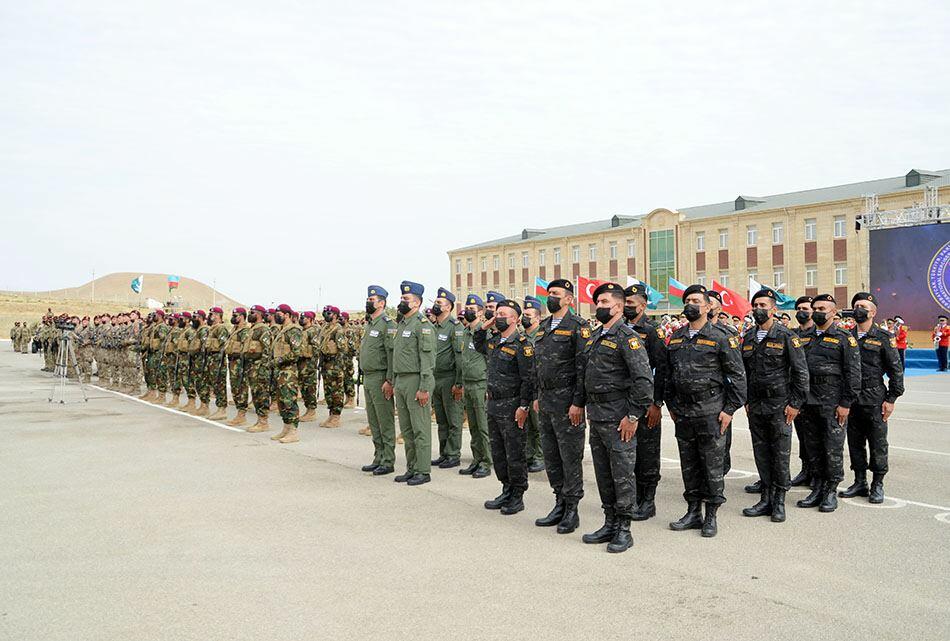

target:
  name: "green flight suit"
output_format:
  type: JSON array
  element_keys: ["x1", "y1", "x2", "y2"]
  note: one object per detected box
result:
[
  {"x1": 359, "y1": 313, "x2": 397, "y2": 466},
  {"x1": 457, "y1": 320, "x2": 492, "y2": 469},
  {"x1": 392, "y1": 311, "x2": 436, "y2": 475},
  {"x1": 433, "y1": 316, "x2": 464, "y2": 461},
  {"x1": 524, "y1": 324, "x2": 544, "y2": 466}
]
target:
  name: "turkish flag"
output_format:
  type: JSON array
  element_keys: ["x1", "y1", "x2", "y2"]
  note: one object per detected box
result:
[
  {"x1": 577, "y1": 275, "x2": 608, "y2": 305},
  {"x1": 712, "y1": 280, "x2": 752, "y2": 318}
]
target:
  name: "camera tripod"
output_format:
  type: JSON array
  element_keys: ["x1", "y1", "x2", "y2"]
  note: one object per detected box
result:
[{"x1": 49, "y1": 334, "x2": 89, "y2": 404}]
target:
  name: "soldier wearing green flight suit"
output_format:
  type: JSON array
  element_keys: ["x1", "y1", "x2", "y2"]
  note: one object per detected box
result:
[
  {"x1": 392, "y1": 280, "x2": 437, "y2": 486},
  {"x1": 190, "y1": 310, "x2": 211, "y2": 417},
  {"x1": 244, "y1": 305, "x2": 274, "y2": 432},
  {"x1": 224, "y1": 308, "x2": 251, "y2": 427},
  {"x1": 206, "y1": 307, "x2": 231, "y2": 421},
  {"x1": 270, "y1": 304, "x2": 303, "y2": 444},
  {"x1": 297, "y1": 311, "x2": 321, "y2": 423},
  {"x1": 457, "y1": 294, "x2": 492, "y2": 479},
  {"x1": 359, "y1": 285, "x2": 397, "y2": 476},
  {"x1": 430, "y1": 287, "x2": 465, "y2": 470},
  {"x1": 522, "y1": 296, "x2": 546, "y2": 473}
]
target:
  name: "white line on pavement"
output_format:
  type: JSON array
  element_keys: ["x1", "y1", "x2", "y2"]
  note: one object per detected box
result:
[
  {"x1": 89, "y1": 385, "x2": 247, "y2": 433},
  {"x1": 890, "y1": 445, "x2": 950, "y2": 457}
]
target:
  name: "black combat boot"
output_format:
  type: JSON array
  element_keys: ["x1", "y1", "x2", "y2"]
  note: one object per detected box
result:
[
  {"x1": 669, "y1": 501, "x2": 703, "y2": 531},
  {"x1": 868, "y1": 473, "x2": 885, "y2": 504},
  {"x1": 459, "y1": 461, "x2": 479, "y2": 475},
  {"x1": 744, "y1": 479, "x2": 763, "y2": 494},
  {"x1": 557, "y1": 500, "x2": 580, "y2": 534},
  {"x1": 430, "y1": 455, "x2": 446, "y2": 467},
  {"x1": 394, "y1": 470, "x2": 414, "y2": 483},
  {"x1": 439, "y1": 457, "x2": 460, "y2": 469},
  {"x1": 582, "y1": 509, "x2": 617, "y2": 544},
  {"x1": 630, "y1": 484, "x2": 657, "y2": 521},
  {"x1": 606, "y1": 517, "x2": 633, "y2": 553},
  {"x1": 701, "y1": 504, "x2": 718, "y2": 538},
  {"x1": 838, "y1": 472, "x2": 869, "y2": 498},
  {"x1": 634, "y1": 482, "x2": 645, "y2": 508},
  {"x1": 534, "y1": 496, "x2": 565, "y2": 527},
  {"x1": 500, "y1": 490, "x2": 525, "y2": 515},
  {"x1": 796, "y1": 479, "x2": 823, "y2": 508},
  {"x1": 771, "y1": 489, "x2": 786, "y2": 522},
  {"x1": 789, "y1": 467, "x2": 812, "y2": 487},
  {"x1": 484, "y1": 485, "x2": 511, "y2": 510},
  {"x1": 819, "y1": 483, "x2": 838, "y2": 512},
  {"x1": 742, "y1": 489, "x2": 772, "y2": 517}
]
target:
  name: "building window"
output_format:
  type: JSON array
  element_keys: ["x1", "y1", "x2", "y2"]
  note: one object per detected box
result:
[
  {"x1": 835, "y1": 263, "x2": 847, "y2": 286},
  {"x1": 627, "y1": 240, "x2": 636, "y2": 258},
  {"x1": 466, "y1": 258, "x2": 472, "y2": 273},
  {"x1": 588, "y1": 244, "x2": 597, "y2": 261},
  {"x1": 747, "y1": 225, "x2": 757, "y2": 247},
  {"x1": 538, "y1": 249, "x2": 546, "y2": 266},
  {"x1": 609, "y1": 241, "x2": 618, "y2": 260},
  {"x1": 509, "y1": 287, "x2": 516, "y2": 298},
  {"x1": 719, "y1": 229, "x2": 729, "y2": 249},
  {"x1": 455, "y1": 259, "x2": 461, "y2": 274},
  {"x1": 748, "y1": 270, "x2": 757, "y2": 283},
  {"x1": 719, "y1": 271, "x2": 729, "y2": 287},
  {"x1": 554, "y1": 247, "x2": 561, "y2": 265},
  {"x1": 772, "y1": 222, "x2": 784, "y2": 245},
  {"x1": 522, "y1": 286, "x2": 528, "y2": 298},
  {"x1": 480, "y1": 257, "x2": 487, "y2": 272},
  {"x1": 834, "y1": 216, "x2": 846, "y2": 238},
  {"x1": 773, "y1": 268, "x2": 784, "y2": 288},
  {"x1": 492, "y1": 255, "x2": 499, "y2": 270},
  {"x1": 521, "y1": 251, "x2": 529, "y2": 268},
  {"x1": 697, "y1": 272, "x2": 706, "y2": 287},
  {"x1": 648, "y1": 230, "x2": 675, "y2": 299},
  {"x1": 695, "y1": 232, "x2": 705, "y2": 252},
  {"x1": 508, "y1": 253, "x2": 515, "y2": 269},
  {"x1": 804, "y1": 218, "x2": 817, "y2": 241},
  {"x1": 572, "y1": 245, "x2": 580, "y2": 263},
  {"x1": 805, "y1": 265, "x2": 817, "y2": 287}
]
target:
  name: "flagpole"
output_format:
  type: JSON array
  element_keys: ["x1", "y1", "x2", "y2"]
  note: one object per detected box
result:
[{"x1": 91, "y1": 269, "x2": 95, "y2": 302}]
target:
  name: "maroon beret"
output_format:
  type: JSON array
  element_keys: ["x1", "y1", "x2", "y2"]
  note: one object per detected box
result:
[
  {"x1": 267, "y1": 308, "x2": 276, "y2": 314},
  {"x1": 341, "y1": 311, "x2": 350, "y2": 320},
  {"x1": 302, "y1": 311, "x2": 315, "y2": 319},
  {"x1": 250, "y1": 304, "x2": 266, "y2": 313},
  {"x1": 154, "y1": 309, "x2": 165, "y2": 317},
  {"x1": 323, "y1": 305, "x2": 340, "y2": 315},
  {"x1": 209, "y1": 306, "x2": 223, "y2": 314},
  {"x1": 277, "y1": 303, "x2": 294, "y2": 314},
  {"x1": 180, "y1": 311, "x2": 192, "y2": 319},
  {"x1": 233, "y1": 307, "x2": 247, "y2": 315},
  {"x1": 195, "y1": 309, "x2": 207, "y2": 318}
]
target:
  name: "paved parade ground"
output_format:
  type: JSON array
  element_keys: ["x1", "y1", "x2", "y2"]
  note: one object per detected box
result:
[{"x1": 0, "y1": 346, "x2": 947, "y2": 641}]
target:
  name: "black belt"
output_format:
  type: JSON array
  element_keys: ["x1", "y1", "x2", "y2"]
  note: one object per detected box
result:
[
  {"x1": 487, "y1": 389, "x2": 520, "y2": 400},
  {"x1": 753, "y1": 384, "x2": 787, "y2": 397},
  {"x1": 587, "y1": 390, "x2": 627, "y2": 403},
  {"x1": 812, "y1": 375, "x2": 839, "y2": 384},
  {"x1": 539, "y1": 380, "x2": 574, "y2": 391}
]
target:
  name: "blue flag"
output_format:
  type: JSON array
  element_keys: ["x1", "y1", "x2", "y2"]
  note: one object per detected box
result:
[{"x1": 131, "y1": 274, "x2": 143, "y2": 293}]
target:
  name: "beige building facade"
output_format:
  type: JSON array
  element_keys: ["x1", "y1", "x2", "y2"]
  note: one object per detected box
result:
[{"x1": 448, "y1": 168, "x2": 949, "y2": 312}]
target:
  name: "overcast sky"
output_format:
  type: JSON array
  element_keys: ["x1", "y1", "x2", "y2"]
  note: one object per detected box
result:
[{"x1": 2, "y1": 1, "x2": 948, "y2": 309}]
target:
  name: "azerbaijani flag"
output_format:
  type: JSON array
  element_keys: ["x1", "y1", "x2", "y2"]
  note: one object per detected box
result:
[
  {"x1": 167, "y1": 274, "x2": 180, "y2": 291},
  {"x1": 130, "y1": 274, "x2": 144, "y2": 294},
  {"x1": 668, "y1": 277, "x2": 687, "y2": 301}
]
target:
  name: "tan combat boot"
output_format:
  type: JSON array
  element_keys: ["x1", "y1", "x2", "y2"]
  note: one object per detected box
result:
[
  {"x1": 226, "y1": 409, "x2": 247, "y2": 427},
  {"x1": 269, "y1": 400, "x2": 278, "y2": 411},
  {"x1": 323, "y1": 414, "x2": 341, "y2": 429},
  {"x1": 139, "y1": 389, "x2": 153, "y2": 400},
  {"x1": 164, "y1": 394, "x2": 180, "y2": 407},
  {"x1": 246, "y1": 412, "x2": 270, "y2": 433},
  {"x1": 358, "y1": 425, "x2": 371, "y2": 436},
  {"x1": 195, "y1": 402, "x2": 210, "y2": 417},
  {"x1": 278, "y1": 425, "x2": 299, "y2": 444},
  {"x1": 396, "y1": 432, "x2": 404, "y2": 444},
  {"x1": 271, "y1": 424, "x2": 290, "y2": 440},
  {"x1": 151, "y1": 392, "x2": 166, "y2": 405},
  {"x1": 299, "y1": 408, "x2": 317, "y2": 423},
  {"x1": 208, "y1": 405, "x2": 228, "y2": 421},
  {"x1": 344, "y1": 395, "x2": 355, "y2": 409},
  {"x1": 182, "y1": 397, "x2": 197, "y2": 413}
]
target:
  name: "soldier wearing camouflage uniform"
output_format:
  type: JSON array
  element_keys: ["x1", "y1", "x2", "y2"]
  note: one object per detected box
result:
[
  {"x1": 9, "y1": 322, "x2": 18, "y2": 351},
  {"x1": 189, "y1": 310, "x2": 211, "y2": 416},
  {"x1": 298, "y1": 311, "x2": 321, "y2": 423},
  {"x1": 340, "y1": 312, "x2": 357, "y2": 408},
  {"x1": 75, "y1": 318, "x2": 95, "y2": 383},
  {"x1": 176, "y1": 311, "x2": 197, "y2": 411},
  {"x1": 147, "y1": 311, "x2": 171, "y2": 403},
  {"x1": 163, "y1": 314, "x2": 185, "y2": 406},
  {"x1": 138, "y1": 314, "x2": 156, "y2": 399},
  {"x1": 318, "y1": 305, "x2": 346, "y2": 429},
  {"x1": 224, "y1": 308, "x2": 251, "y2": 427},
  {"x1": 243, "y1": 305, "x2": 273, "y2": 432},
  {"x1": 205, "y1": 307, "x2": 231, "y2": 420},
  {"x1": 266, "y1": 309, "x2": 280, "y2": 411},
  {"x1": 270, "y1": 304, "x2": 303, "y2": 443},
  {"x1": 41, "y1": 317, "x2": 56, "y2": 372}
]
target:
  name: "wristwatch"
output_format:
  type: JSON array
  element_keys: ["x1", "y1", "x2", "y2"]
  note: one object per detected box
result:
[{"x1": 519, "y1": 405, "x2": 530, "y2": 412}]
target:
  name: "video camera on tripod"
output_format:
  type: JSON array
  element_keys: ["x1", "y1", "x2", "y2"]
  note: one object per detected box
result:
[{"x1": 55, "y1": 320, "x2": 77, "y2": 332}]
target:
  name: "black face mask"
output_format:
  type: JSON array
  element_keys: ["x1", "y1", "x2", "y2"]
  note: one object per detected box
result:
[
  {"x1": 683, "y1": 304, "x2": 702, "y2": 322},
  {"x1": 322, "y1": 312, "x2": 332, "y2": 322},
  {"x1": 521, "y1": 316, "x2": 532, "y2": 329},
  {"x1": 853, "y1": 308, "x2": 870, "y2": 323},
  {"x1": 595, "y1": 307, "x2": 614, "y2": 324},
  {"x1": 191, "y1": 319, "x2": 200, "y2": 329},
  {"x1": 546, "y1": 296, "x2": 561, "y2": 314},
  {"x1": 365, "y1": 301, "x2": 376, "y2": 315},
  {"x1": 796, "y1": 311, "x2": 811, "y2": 325},
  {"x1": 812, "y1": 311, "x2": 828, "y2": 326},
  {"x1": 494, "y1": 317, "x2": 509, "y2": 332},
  {"x1": 483, "y1": 309, "x2": 494, "y2": 320},
  {"x1": 230, "y1": 315, "x2": 238, "y2": 325},
  {"x1": 275, "y1": 313, "x2": 285, "y2": 324},
  {"x1": 430, "y1": 305, "x2": 443, "y2": 317},
  {"x1": 752, "y1": 308, "x2": 770, "y2": 326},
  {"x1": 707, "y1": 310, "x2": 716, "y2": 321},
  {"x1": 396, "y1": 301, "x2": 411, "y2": 316},
  {"x1": 623, "y1": 305, "x2": 639, "y2": 321},
  {"x1": 463, "y1": 310, "x2": 477, "y2": 323}
]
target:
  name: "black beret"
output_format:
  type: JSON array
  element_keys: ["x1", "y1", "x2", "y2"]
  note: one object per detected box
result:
[
  {"x1": 851, "y1": 292, "x2": 877, "y2": 306},
  {"x1": 624, "y1": 283, "x2": 647, "y2": 299},
  {"x1": 812, "y1": 294, "x2": 836, "y2": 304},
  {"x1": 592, "y1": 282, "x2": 623, "y2": 301},
  {"x1": 751, "y1": 288, "x2": 776, "y2": 303},
  {"x1": 546, "y1": 279, "x2": 574, "y2": 293},
  {"x1": 497, "y1": 299, "x2": 522, "y2": 315},
  {"x1": 706, "y1": 289, "x2": 723, "y2": 304},
  {"x1": 794, "y1": 296, "x2": 813, "y2": 307},
  {"x1": 682, "y1": 284, "x2": 707, "y2": 303}
]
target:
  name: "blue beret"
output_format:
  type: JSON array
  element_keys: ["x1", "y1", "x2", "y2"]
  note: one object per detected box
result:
[
  {"x1": 400, "y1": 280, "x2": 424, "y2": 296},
  {"x1": 367, "y1": 285, "x2": 388, "y2": 299},
  {"x1": 465, "y1": 294, "x2": 484, "y2": 307},
  {"x1": 436, "y1": 287, "x2": 456, "y2": 304},
  {"x1": 486, "y1": 290, "x2": 505, "y2": 303},
  {"x1": 524, "y1": 296, "x2": 542, "y2": 310}
]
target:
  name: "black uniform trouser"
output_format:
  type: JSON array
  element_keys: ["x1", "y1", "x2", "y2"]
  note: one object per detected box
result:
[
  {"x1": 589, "y1": 418, "x2": 637, "y2": 518},
  {"x1": 847, "y1": 403, "x2": 889, "y2": 475},
  {"x1": 748, "y1": 411, "x2": 792, "y2": 492},
  {"x1": 488, "y1": 400, "x2": 528, "y2": 493},
  {"x1": 634, "y1": 419, "x2": 661, "y2": 487},
  {"x1": 938, "y1": 346, "x2": 948, "y2": 371},
  {"x1": 800, "y1": 404, "x2": 846, "y2": 485},
  {"x1": 674, "y1": 414, "x2": 727, "y2": 505},
  {"x1": 793, "y1": 417, "x2": 810, "y2": 473},
  {"x1": 538, "y1": 392, "x2": 586, "y2": 500},
  {"x1": 723, "y1": 426, "x2": 733, "y2": 476}
]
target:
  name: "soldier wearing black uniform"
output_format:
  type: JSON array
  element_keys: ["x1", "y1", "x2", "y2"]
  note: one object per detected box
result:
[
  {"x1": 623, "y1": 283, "x2": 667, "y2": 521},
  {"x1": 839, "y1": 292, "x2": 904, "y2": 503},
  {"x1": 707, "y1": 289, "x2": 739, "y2": 476},
  {"x1": 474, "y1": 299, "x2": 536, "y2": 516},
  {"x1": 790, "y1": 296, "x2": 816, "y2": 487},
  {"x1": 795, "y1": 293, "x2": 861, "y2": 513},
  {"x1": 740, "y1": 289, "x2": 809, "y2": 523},
  {"x1": 665, "y1": 285, "x2": 747, "y2": 538},
  {"x1": 577, "y1": 282, "x2": 654, "y2": 554},
  {"x1": 532, "y1": 279, "x2": 591, "y2": 534}
]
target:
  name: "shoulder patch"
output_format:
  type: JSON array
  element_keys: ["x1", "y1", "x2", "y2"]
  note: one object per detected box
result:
[
  {"x1": 523, "y1": 345, "x2": 534, "y2": 357},
  {"x1": 791, "y1": 337, "x2": 802, "y2": 348},
  {"x1": 743, "y1": 344, "x2": 754, "y2": 351},
  {"x1": 421, "y1": 327, "x2": 432, "y2": 335},
  {"x1": 580, "y1": 327, "x2": 591, "y2": 339},
  {"x1": 628, "y1": 337, "x2": 641, "y2": 350},
  {"x1": 728, "y1": 336, "x2": 739, "y2": 349},
  {"x1": 889, "y1": 337, "x2": 897, "y2": 348},
  {"x1": 518, "y1": 335, "x2": 527, "y2": 342},
  {"x1": 847, "y1": 336, "x2": 858, "y2": 347},
  {"x1": 655, "y1": 327, "x2": 665, "y2": 340}
]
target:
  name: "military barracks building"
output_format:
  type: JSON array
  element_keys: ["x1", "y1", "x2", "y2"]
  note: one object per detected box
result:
[{"x1": 448, "y1": 168, "x2": 949, "y2": 312}]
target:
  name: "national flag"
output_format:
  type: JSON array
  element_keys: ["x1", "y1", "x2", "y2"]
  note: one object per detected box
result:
[
  {"x1": 713, "y1": 279, "x2": 752, "y2": 318},
  {"x1": 130, "y1": 274, "x2": 144, "y2": 293},
  {"x1": 668, "y1": 277, "x2": 687, "y2": 301},
  {"x1": 626, "y1": 276, "x2": 664, "y2": 310},
  {"x1": 146, "y1": 297, "x2": 163, "y2": 309},
  {"x1": 167, "y1": 274, "x2": 180, "y2": 291},
  {"x1": 749, "y1": 276, "x2": 796, "y2": 310},
  {"x1": 577, "y1": 275, "x2": 609, "y2": 305}
]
